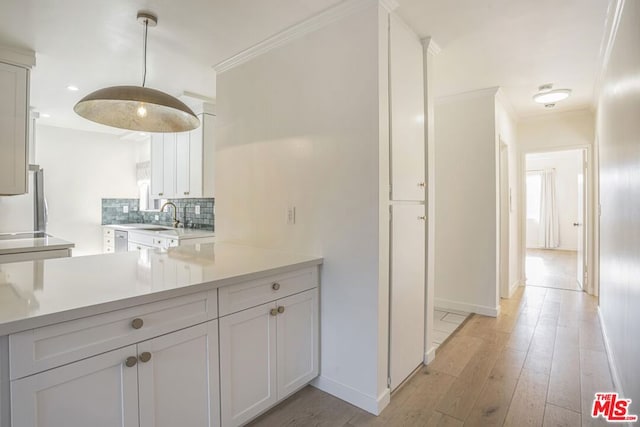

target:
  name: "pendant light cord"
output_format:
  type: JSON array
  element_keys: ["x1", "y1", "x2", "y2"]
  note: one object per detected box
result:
[{"x1": 142, "y1": 19, "x2": 148, "y2": 87}]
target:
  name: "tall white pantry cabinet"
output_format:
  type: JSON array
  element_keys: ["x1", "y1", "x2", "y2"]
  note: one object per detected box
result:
[{"x1": 386, "y1": 13, "x2": 427, "y2": 391}]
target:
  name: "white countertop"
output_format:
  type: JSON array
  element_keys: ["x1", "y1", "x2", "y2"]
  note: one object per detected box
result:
[
  {"x1": 0, "y1": 242, "x2": 322, "y2": 335},
  {"x1": 103, "y1": 224, "x2": 215, "y2": 240},
  {"x1": 0, "y1": 234, "x2": 75, "y2": 256}
]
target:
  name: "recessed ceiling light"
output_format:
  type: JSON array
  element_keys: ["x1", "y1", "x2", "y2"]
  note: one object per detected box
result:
[
  {"x1": 40, "y1": 113, "x2": 51, "y2": 118},
  {"x1": 67, "y1": 85, "x2": 79, "y2": 91},
  {"x1": 533, "y1": 84, "x2": 571, "y2": 104}
]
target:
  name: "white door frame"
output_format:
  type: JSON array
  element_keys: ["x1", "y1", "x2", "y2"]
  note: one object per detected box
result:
[
  {"x1": 519, "y1": 144, "x2": 596, "y2": 295},
  {"x1": 499, "y1": 141, "x2": 510, "y2": 299}
]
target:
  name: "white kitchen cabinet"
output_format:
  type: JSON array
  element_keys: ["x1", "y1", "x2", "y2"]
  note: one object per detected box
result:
[
  {"x1": 276, "y1": 288, "x2": 319, "y2": 400},
  {"x1": 219, "y1": 302, "x2": 278, "y2": 427},
  {"x1": 389, "y1": 14, "x2": 425, "y2": 202},
  {"x1": 0, "y1": 61, "x2": 29, "y2": 196},
  {"x1": 138, "y1": 321, "x2": 220, "y2": 427},
  {"x1": 219, "y1": 287, "x2": 318, "y2": 426},
  {"x1": 389, "y1": 204, "x2": 425, "y2": 390},
  {"x1": 11, "y1": 322, "x2": 220, "y2": 427},
  {"x1": 150, "y1": 113, "x2": 215, "y2": 199},
  {"x1": 11, "y1": 345, "x2": 139, "y2": 427}
]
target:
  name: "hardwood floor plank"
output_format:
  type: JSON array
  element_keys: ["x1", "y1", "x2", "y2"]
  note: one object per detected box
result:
[
  {"x1": 580, "y1": 349, "x2": 614, "y2": 427},
  {"x1": 425, "y1": 411, "x2": 464, "y2": 426},
  {"x1": 547, "y1": 326, "x2": 582, "y2": 413},
  {"x1": 435, "y1": 343, "x2": 501, "y2": 420},
  {"x1": 542, "y1": 403, "x2": 581, "y2": 426},
  {"x1": 428, "y1": 335, "x2": 484, "y2": 377},
  {"x1": 503, "y1": 369, "x2": 549, "y2": 427}
]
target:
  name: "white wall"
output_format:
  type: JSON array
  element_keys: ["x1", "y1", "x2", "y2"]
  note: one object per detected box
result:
[
  {"x1": 215, "y1": 4, "x2": 390, "y2": 413},
  {"x1": 35, "y1": 125, "x2": 139, "y2": 256},
  {"x1": 434, "y1": 88, "x2": 499, "y2": 315},
  {"x1": 596, "y1": 0, "x2": 640, "y2": 406},
  {"x1": 525, "y1": 150, "x2": 582, "y2": 250}
]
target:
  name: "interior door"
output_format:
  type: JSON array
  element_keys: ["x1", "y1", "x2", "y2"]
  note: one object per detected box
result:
[
  {"x1": 389, "y1": 204, "x2": 426, "y2": 390},
  {"x1": 576, "y1": 150, "x2": 586, "y2": 289},
  {"x1": 138, "y1": 321, "x2": 220, "y2": 427},
  {"x1": 11, "y1": 345, "x2": 139, "y2": 427}
]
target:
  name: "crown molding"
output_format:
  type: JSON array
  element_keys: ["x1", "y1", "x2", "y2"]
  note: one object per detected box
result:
[
  {"x1": 214, "y1": 0, "x2": 383, "y2": 73},
  {"x1": 0, "y1": 46, "x2": 36, "y2": 68},
  {"x1": 379, "y1": 0, "x2": 399, "y2": 12},
  {"x1": 421, "y1": 37, "x2": 441, "y2": 56},
  {"x1": 495, "y1": 88, "x2": 519, "y2": 121}
]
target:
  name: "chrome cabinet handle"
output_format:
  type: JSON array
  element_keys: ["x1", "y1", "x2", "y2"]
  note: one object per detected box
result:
[
  {"x1": 418, "y1": 216, "x2": 426, "y2": 220},
  {"x1": 277, "y1": 306, "x2": 285, "y2": 314},
  {"x1": 131, "y1": 318, "x2": 144, "y2": 329},
  {"x1": 158, "y1": 192, "x2": 164, "y2": 196},
  {"x1": 418, "y1": 182, "x2": 426, "y2": 187},
  {"x1": 139, "y1": 352, "x2": 152, "y2": 363},
  {"x1": 272, "y1": 282, "x2": 280, "y2": 291},
  {"x1": 270, "y1": 308, "x2": 278, "y2": 316},
  {"x1": 125, "y1": 356, "x2": 137, "y2": 368},
  {"x1": 184, "y1": 191, "x2": 189, "y2": 195}
]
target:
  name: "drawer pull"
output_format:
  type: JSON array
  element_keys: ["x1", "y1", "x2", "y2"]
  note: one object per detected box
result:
[
  {"x1": 272, "y1": 282, "x2": 280, "y2": 291},
  {"x1": 270, "y1": 308, "x2": 278, "y2": 316},
  {"x1": 139, "y1": 352, "x2": 152, "y2": 363},
  {"x1": 418, "y1": 182, "x2": 426, "y2": 187},
  {"x1": 131, "y1": 318, "x2": 144, "y2": 329},
  {"x1": 125, "y1": 356, "x2": 137, "y2": 368},
  {"x1": 277, "y1": 306, "x2": 285, "y2": 314}
]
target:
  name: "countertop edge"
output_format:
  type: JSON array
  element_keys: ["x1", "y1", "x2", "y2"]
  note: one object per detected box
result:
[
  {"x1": 0, "y1": 242, "x2": 75, "y2": 256},
  {"x1": 0, "y1": 257, "x2": 322, "y2": 336}
]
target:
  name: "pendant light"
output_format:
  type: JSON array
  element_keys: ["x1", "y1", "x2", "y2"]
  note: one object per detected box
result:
[{"x1": 74, "y1": 12, "x2": 200, "y2": 133}]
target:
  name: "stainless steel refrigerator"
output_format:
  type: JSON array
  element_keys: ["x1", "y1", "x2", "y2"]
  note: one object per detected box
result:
[{"x1": 0, "y1": 164, "x2": 47, "y2": 234}]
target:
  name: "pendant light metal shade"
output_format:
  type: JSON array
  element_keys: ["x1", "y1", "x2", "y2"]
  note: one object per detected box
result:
[
  {"x1": 74, "y1": 11, "x2": 200, "y2": 133},
  {"x1": 74, "y1": 86, "x2": 200, "y2": 132}
]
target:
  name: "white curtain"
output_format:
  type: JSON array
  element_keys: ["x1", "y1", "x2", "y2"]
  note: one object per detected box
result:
[{"x1": 538, "y1": 169, "x2": 559, "y2": 248}]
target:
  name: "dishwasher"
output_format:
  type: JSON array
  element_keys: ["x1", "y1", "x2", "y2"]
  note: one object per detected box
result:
[{"x1": 114, "y1": 230, "x2": 128, "y2": 252}]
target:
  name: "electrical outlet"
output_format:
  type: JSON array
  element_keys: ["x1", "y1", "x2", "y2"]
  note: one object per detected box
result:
[
  {"x1": 154, "y1": 215, "x2": 159, "y2": 221},
  {"x1": 286, "y1": 206, "x2": 296, "y2": 225},
  {"x1": 123, "y1": 206, "x2": 129, "y2": 213},
  {"x1": 195, "y1": 205, "x2": 201, "y2": 215}
]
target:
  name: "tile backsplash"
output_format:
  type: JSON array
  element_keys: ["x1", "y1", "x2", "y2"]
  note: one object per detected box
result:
[{"x1": 102, "y1": 198, "x2": 214, "y2": 231}]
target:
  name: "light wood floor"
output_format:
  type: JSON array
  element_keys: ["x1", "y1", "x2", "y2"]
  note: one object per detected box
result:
[
  {"x1": 526, "y1": 249, "x2": 581, "y2": 291},
  {"x1": 249, "y1": 286, "x2": 613, "y2": 426}
]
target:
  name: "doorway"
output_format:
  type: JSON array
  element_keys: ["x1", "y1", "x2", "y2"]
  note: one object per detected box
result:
[{"x1": 524, "y1": 149, "x2": 586, "y2": 291}]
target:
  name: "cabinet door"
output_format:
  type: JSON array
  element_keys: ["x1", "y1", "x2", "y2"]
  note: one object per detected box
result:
[
  {"x1": 175, "y1": 132, "x2": 191, "y2": 197},
  {"x1": 138, "y1": 321, "x2": 220, "y2": 427},
  {"x1": 276, "y1": 288, "x2": 319, "y2": 400},
  {"x1": 150, "y1": 133, "x2": 164, "y2": 197},
  {"x1": 389, "y1": 204, "x2": 426, "y2": 390},
  {"x1": 219, "y1": 302, "x2": 277, "y2": 427},
  {"x1": 389, "y1": 15, "x2": 425, "y2": 201},
  {"x1": 162, "y1": 134, "x2": 177, "y2": 198},
  {"x1": 11, "y1": 345, "x2": 139, "y2": 427},
  {"x1": 0, "y1": 62, "x2": 28, "y2": 195}
]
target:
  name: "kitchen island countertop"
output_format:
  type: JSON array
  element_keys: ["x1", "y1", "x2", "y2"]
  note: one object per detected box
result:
[{"x1": 0, "y1": 242, "x2": 322, "y2": 335}]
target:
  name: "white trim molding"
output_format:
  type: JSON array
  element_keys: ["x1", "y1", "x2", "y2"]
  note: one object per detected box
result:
[
  {"x1": 0, "y1": 46, "x2": 36, "y2": 68},
  {"x1": 598, "y1": 308, "x2": 624, "y2": 398},
  {"x1": 434, "y1": 297, "x2": 500, "y2": 317},
  {"x1": 311, "y1": 375, "x2": 390, "y2": 415},
  {"x1": 424, "y1": 346, "x2": 437, "y2": 365},
  {"x1": 594, "y1": 0, "x2": 625, "y2": 103},
  {"x1": 214, "y1": 0, "x2": 386, "y2": 74},
  {"x1": 421, "y1": 37, "x2": 441, "y2": 56}
]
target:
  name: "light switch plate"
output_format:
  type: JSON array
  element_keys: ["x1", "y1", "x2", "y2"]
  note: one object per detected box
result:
[
  {"x1": 123, "y1": 206, "x2": 129, "y2": 213},
  {"x1": 195, "y1": 205, "x2": 201, "y2": 215},
  {"x1": 154, "y1": 215, "x2": 159, "y2": 221}
]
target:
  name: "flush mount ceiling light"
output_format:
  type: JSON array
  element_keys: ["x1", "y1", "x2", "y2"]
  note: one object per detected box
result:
[
  {"x1": 74, "y1": 12, "x2": 199, "y2": 133},
  {"x1": 532, "y1": 84, "x2": 572, "y2": 104}
]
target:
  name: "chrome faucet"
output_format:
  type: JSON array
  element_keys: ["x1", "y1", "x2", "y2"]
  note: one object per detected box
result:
[{"x1": 160, "y1": 202, "x2": 180, "y2": 228}]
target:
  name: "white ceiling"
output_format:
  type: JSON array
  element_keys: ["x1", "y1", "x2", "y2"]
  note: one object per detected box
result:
[{"x1": 0, "y1": 0, "x2": 611, "y2": 134}]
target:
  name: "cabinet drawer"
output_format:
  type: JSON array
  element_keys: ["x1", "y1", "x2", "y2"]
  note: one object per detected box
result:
[
  {"x1": 9, "y1": 290, "x2": 218, "y2": 380},
  {"x1": 104, "y1": 237, "x2": 114, "y2": 247},
  {"x1": 129, "y1": 231, "x2": 155, "y2": 247},
  {"x1": 218, "y1": 267, "x2": 318, "y2": 317},
  {"x1": 103, "y1": 228, "x2": 114, "y2": 238},
  {"x1": 104, "y1": 245, "x2": 114, "y2": 253}
]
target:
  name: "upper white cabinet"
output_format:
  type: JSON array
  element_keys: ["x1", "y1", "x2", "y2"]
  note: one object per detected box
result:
[
  {"x1": 0, "y1": 61, "x2": 29, "y2": 195},
  {"x1": 150, "y1": 113, "x2": 215, "y2": 199},
  {"x1": 389, "y1": 15, "x2": 425, "y2": 201}
]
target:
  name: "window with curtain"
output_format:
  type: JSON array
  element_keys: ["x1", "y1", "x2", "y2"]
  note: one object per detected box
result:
[{"x1": 527, "y1": 169, "x2": 559, "y2": 248}]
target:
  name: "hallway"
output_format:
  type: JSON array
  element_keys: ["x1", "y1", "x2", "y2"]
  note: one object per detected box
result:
[
  {"x1": 526, "y1": 249, "x2": 581, "y2": 291},
  {"x1": 249, "y1": 286, "x2": 613, "y2": 426}
]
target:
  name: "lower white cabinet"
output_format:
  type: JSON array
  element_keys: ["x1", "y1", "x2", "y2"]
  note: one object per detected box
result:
[
  {"x1": 11, "y1": 321, "x2": 220, "y2": 427},
  {"x1": 219, "y1": 288, "x2": 318, "y2": 427}
]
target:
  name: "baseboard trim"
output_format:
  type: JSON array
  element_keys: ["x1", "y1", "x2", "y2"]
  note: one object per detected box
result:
[
  {"x1": 508, "y1": 280, "x2": 521, "y2": 298},
  {"x1": 598, "y1": 307, "x2": 624, "y2": 397},
  {"x1": 435, "y1": 298, "x2": 500, "y2": 317},
  {"x1": 424, "y1": 345, "x2": 437, "y2": 365},
  {"x1": 311, "y1": 375, "x2": 390, "y2": 415}
]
